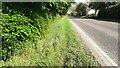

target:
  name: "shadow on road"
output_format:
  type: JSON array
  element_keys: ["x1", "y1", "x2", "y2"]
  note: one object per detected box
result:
[
  {"x1": 95, "y1": 18, "x2": 120, "y2": 23},
  {"x1": 68, "y1": 16, "x2": 120, "y2": 24}
]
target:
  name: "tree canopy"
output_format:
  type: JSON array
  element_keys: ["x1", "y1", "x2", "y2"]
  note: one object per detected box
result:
[
  {"x1": 76, "y1": 3, "x2": 88, "y2": 16},
  {"x1": 88, "y1": 2, "x2": 120, "y2": 19}
]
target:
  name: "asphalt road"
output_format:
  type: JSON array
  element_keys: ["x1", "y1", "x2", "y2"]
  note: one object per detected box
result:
[{"x1": 69, "y1": 17, "x2": 119, "y2": 65}]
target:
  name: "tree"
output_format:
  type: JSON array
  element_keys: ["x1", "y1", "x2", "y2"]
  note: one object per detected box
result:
[
  {"x1": 76, "y1": 3, "x2": 87, "y2": 16},
  {"x1": 88, "y1": 2, "x2": 106, "y2": 15},
  {"x1": 88, "y1": 2, "x2": 119, "y2": 19}
]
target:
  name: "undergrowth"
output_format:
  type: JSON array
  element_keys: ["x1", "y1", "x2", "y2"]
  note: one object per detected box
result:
[{"x1": 1, "y1": 17, "x2": 100, "y2": 66}]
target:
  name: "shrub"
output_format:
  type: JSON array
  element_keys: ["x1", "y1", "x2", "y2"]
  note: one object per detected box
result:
[{"x1": 2, "y1": 2, "x2": 72, "y2": 61}]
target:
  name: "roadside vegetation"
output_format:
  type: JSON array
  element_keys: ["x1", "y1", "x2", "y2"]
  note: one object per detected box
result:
[
  {"x1": 1, "y1": 2, "x2": 72, "y2": 61},
  {"x1": 1, "y1": 17, "x2": 100, "y2": 66},
  {"x1": 1, "y1": 2, "x2": 100, "y2": 66}
]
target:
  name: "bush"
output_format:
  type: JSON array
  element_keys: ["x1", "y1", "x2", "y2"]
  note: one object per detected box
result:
[{"x1": 2, "y1": 2, "x2": 72, "y2": 61}]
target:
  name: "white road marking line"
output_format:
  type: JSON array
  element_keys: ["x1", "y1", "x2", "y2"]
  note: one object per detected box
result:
[{"x1": 69, "y1": 18, "x2": 119, "y2": 66}]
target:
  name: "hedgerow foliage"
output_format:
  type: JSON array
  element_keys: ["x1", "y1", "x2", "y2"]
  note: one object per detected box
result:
[
  {"x1": 98, "y1": 2, "x2": 120, "y2": 19},
  {"x1": 89, "y1": 2, "x2": 120, "y2": 19},
  {"x1": 1, "y1": 2, "x2": 72, "y2": 60}
]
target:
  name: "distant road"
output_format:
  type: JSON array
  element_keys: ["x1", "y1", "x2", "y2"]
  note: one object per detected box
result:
[{"x1": 69, "y1": 17, "x2": 119, "y2": 65}]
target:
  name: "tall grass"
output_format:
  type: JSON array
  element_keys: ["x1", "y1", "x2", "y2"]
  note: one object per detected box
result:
[{"x1": 1, "y1": 16, "x2": 100, "y2": 66}]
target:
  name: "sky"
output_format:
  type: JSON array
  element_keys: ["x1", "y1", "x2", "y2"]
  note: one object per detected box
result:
[
  {"x1": 75, "y1": 0, "x2": 89, "y2": 3},
  {"x1": 75, "y1": 0, "x2": 119, "y2": 2}
]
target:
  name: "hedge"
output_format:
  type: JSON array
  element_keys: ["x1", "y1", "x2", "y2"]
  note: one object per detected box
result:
[{"x1": 1, "y1": 2, "x2": 72, "y2": 61}]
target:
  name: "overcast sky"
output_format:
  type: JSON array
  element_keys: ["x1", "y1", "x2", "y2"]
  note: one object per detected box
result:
[{"x1": 75, "y1": 0, "x2": 89, "y2": 3}]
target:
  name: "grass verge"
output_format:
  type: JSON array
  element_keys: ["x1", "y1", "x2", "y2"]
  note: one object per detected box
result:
[{"x1": 1, "y1": 16, "x2": 100, "y2": 66}]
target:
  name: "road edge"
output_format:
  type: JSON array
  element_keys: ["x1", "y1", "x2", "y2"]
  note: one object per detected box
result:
[{"x1": 69, "y1": 18, "x2": 118, "y2": 66}]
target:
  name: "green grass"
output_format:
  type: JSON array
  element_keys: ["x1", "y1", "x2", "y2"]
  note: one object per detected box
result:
[{"x1": 1, "y1": 16, "x2": 100, "y2": 66}]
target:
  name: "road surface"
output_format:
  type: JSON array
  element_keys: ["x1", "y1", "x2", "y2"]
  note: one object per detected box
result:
[{"x1": 69, "y1": 17, "x2": 119, "y2": 66}]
